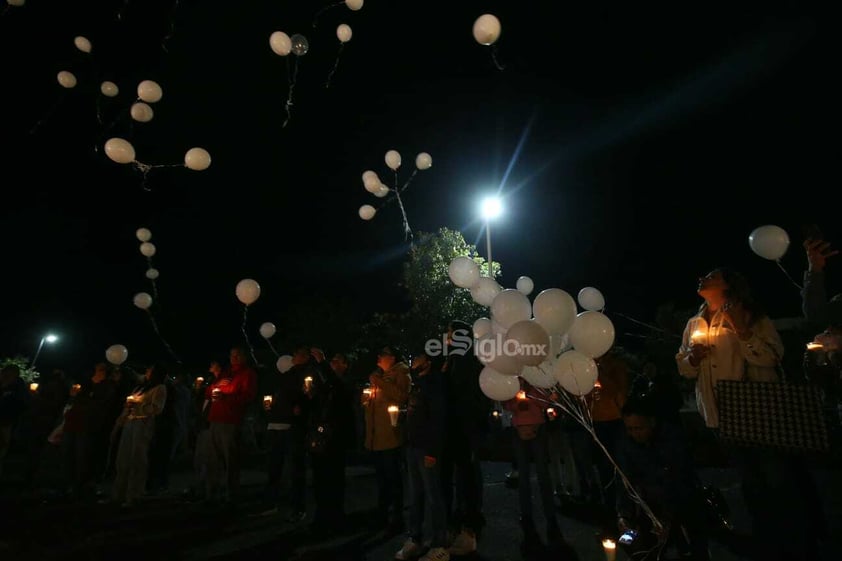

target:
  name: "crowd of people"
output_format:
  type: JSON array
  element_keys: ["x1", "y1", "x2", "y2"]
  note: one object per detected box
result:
[{"x1": 0, "y1": 237, "x2": 840, "y2": 561}]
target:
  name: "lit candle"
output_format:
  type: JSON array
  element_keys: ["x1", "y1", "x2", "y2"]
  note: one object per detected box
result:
[
  {"x1": 196, "y1": 376, "x2": 204, "y2": 384},
  {"x1": 602, "y1": 538, "x2": 616, "y2": 561},
  {"x1": 304, "y1": 376, "x2": 313, "y2": 392},
  {"x1": 30, "y1": 382, "x2": 39, "y2": 392},
  {"x1": 72, "y1": 383, "x2": 81, "y2": 392},
  {"x1": 807, "y1": 342, "x2": 823, "y2": 351},
  {"x1": 362, "y1": 387, "x2": 372, "y2": 399},
  {"x1": 691, "y1": 329, "x2": 707, "y2": 344},
  {"x1": 516, "y1": 390, "x2": 527, "y2": 400},
  {"x1": 492, "y1": 410, "x2": 500, "y2": 418},
  {"x1": 263, "y1": 395, "x2": 273, "y2": 406},
  {"x1": 546, "y1": 407, "x2": 557, "y2": 420},
  {"x1": 387, "y1": 405, "x2": 400, "y2": 427}
]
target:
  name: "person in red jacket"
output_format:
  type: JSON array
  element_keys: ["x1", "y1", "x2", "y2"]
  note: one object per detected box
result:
[{"x1": 206, "y1": 346, "x2": 257, "y2": 503}]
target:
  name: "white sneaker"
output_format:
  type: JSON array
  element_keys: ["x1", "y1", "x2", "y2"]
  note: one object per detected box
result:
[
  {"x1": 395, "y1": 538, "x2": 424, "y2": 560},
  {"x1": 420, "y1": 547, "x2": 450, "y2": 561},
  {"x1": 447, "y1": 530, "x2": 477, "y2": 555}
]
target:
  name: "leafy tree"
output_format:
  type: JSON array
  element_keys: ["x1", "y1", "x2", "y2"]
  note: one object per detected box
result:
[
  {"x1": 399, "y1": 227, "x2": 496, "y2": 348},
  {"x1": 0, "y1": 356, "x2": 39, "y2": 383}
]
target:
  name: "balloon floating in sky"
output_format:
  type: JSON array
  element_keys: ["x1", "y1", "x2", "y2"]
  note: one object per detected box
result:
[
  {"x1": 130, "y1": 102, "x2": 154, "y2": 123},
  {"x1": 105, "y1": 344, "x2": 128, "y2": 366},
  {"x1": 358, "y1": 149, "x2": 432, "y2": 240},
  {"x1": 184, "y1": 147, "x2": 211, "y2": 171},
  {"x1": 140, "y1": 242, "x2": 156, "y2": 258},
  {"x1": 137, "y1": 80, "x2": 163, "y2": 103},
  {"x1": 105, "y1": 137, "x2": 136, "y2": 164},
  {"x1": 269, "y1": 31, "x2": 292, "y2": 56},
  {"x1": 136, "y1": 228, "x2": 152, "y2": 242},
  {"x1": 270, "y1": 32, "x2": 310, "y2": 127},
  {"x1": 133, "y1": 292, "x2": 153, "y2": 310},
  {"x1": 325, "y1": 24, "x2": 354, "y2": 88},
  {"x1": 57, "y1": 71, "x2": 77, "y2": 89},
  {"x1": 472, "y1": 14, "x2": 505, "y2": 70},
  {"x1": 100, "y1": 81, "x2": 119, "y2": 97},
  {"x1": 345, "y1": 0, "x2": 363, "y2": 10},
  {"x1": 73, "y1": 36, "x2": 92, "y2": 53},
  {"x1": 236, "y1": 279, "x2": 261, "y2": 306},
  {"x1": 291, "y1": 34, "x2": 309, "y2": 56},
  {"x1": 749, "y1": 224, "x2": 790, "y2": 261}
]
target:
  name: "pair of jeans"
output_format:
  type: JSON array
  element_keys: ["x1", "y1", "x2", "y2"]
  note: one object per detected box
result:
[
  {"x1": 512, "y1": 424, "x2": 557, "y2": 530},
  {"x1": 406, "y1": 447, "x2": 447, "y2": 547}
]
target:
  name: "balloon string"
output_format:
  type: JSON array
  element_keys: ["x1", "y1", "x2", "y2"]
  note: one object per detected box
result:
[
  {"x1": 133, "y1": 161, "x2": 184, "y2": 191},
  {"x1": 612, "y1": 311, "x2": 678, "y2": 338},
  {"x1": 325, "y1": 43, "x2": 344, "y2": 88},
  {"x1": 490, "y1": 45, "x2": 505, "y2": 71},
  {"x1": 146, "y1": 256, "x2": 159, "y2": 301},
  {"x1": 283, "y1": 57, "x2": 299, "y2": 128},
  {"x1": 29, "y1": 96, "x2": 65, "y2": 136},
  {"x1": 312, "y1": 1, "x2": 343, "y2": 28},
  {"x1": 241, "y1": 305, "x2": 258, "y2": 365},
  {"x1": 146, "y1": 309, "x2": 181, "y2": 364},
  {"x1": 775, "y1": 259, "x2": 803, "y2": 291},
  {"x1": 161, "y1": 0, "x2": 182, "y2": 52},
  {"x1": 266, "y1": 339, "x2": 281, "y2": 358},
  {"x1": 392, "y1": 170, "x2": 413, "y2": 241},
  {"x1": 399, "y1": 168, "x2": 418, "y2": 193}
]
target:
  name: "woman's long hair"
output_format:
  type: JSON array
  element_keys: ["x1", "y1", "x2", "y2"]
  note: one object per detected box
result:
[
  {"x1": 704, "y1": 267, "x2": 767, "y2": 327},
  {"x1": 137, "y1": 362, "x2": 168, "y2": 393}
]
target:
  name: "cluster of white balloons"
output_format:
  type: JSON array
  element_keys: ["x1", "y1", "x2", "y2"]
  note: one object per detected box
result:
[
  {"x1": 133, "y1": 227, "x2": 159, "y2": 311},
  {"x1": 234, "y1": 280, "x2": 292, "y2": 373},
  {"x1": 106, "y1": 344, "x2": 128, "y2": 366},
  {"x1": 358, "y1": 149, "x2": 432, "y2": 221},
  {"x1": 448, "y1": 256, "x2": 612, "y2": 402},
  {"x1": 749, "y1": 224, "x2": 791, "y2": 261},
  {"x1": 54, "y1": 36, "x2": 94, "y2": 90}
]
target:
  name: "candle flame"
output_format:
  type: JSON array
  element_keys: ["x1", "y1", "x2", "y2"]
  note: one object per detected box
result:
[
  {"x1": 602, "y1": 539, "x2": 616, "y2": 550},
  {"x1": 516, "y1": 390, "x2": 527, "y2": 400},
  {"x1": 387, "y1": 405, "x2": 399, "y2": 413},
  {"x1": 807, "y1": 342, "x2": 823, "y2": 350},
  {"x1": 691, "y1": 329, "x2": 706, "y2": 342}
]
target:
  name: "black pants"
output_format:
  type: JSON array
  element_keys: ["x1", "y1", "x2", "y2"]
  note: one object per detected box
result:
[
  {"x1": 372, "y1": 447, "x2": 403, "y2": 523},
  {"x1": 441, "y1": 433, "x2": 485, "y2": 533}
]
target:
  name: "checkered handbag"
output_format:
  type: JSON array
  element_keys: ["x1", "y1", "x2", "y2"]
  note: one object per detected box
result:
[{"x1": 715, "y1": 380, "x2": 829, "y2": 453}]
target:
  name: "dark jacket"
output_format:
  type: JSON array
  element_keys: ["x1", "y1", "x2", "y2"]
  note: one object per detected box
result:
[
  {"x1": 308, "y1": 364, "x2": 356, "y2": 452},
  {"x1": 266, "y1": 366, "x2": 308, "y2": 427},
  {"x1": 442, "y1": 350, "x2": 489, "y2": 439},
  {"x1": 406, "y1": 368, "x2": 447, "y2": 458},
  {"x1": 0, "y1": 377, "x2": 31, "y2": 426}
]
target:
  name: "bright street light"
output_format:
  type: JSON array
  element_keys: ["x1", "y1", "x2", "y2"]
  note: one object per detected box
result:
[
  {"x1": 32, "y1": 333, "x2": 59, "y2": 368},
  {"x1": 479, "y1": 196, "x2": 503, "y2": 277}
]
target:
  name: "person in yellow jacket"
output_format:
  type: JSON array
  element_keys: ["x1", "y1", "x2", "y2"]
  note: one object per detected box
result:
[{"x1": 363, "y1": 345, "x2": 411, "y2": 533}]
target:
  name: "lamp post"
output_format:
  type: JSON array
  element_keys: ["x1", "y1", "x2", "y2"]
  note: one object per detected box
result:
[
  {"x1": 32, "y1": 333, "x2": 59, "y2": 368},
  {"x1": 480, "y1": 196, "x2": 502, "y2": 278}
]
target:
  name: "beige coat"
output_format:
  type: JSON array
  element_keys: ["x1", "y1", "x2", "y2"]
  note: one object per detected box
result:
[
  {"x1": 676, "y1": 310, "x2": 783, "y2": 428},
  {"x1": 363, "y1": 362, "x2": 411, "y2": 451}
]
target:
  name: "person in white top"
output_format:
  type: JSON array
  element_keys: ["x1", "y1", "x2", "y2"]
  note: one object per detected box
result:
[{"x1": 675, "y1": 267, "x2": 783, "y2": 429}]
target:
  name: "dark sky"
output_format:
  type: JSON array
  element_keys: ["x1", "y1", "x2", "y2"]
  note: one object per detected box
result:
[{"x1": 0, "y1": 0, "x2": 836, "y2": 372}]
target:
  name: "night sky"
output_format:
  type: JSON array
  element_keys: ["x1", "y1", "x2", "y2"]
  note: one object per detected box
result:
[{"x1": 0, "y1": 1, "x2": 836, "y2": 372}]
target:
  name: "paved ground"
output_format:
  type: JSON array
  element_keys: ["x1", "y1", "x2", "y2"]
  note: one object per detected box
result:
[{"x1": 0, "y1": 439, "x2": 839, "y2": 560}]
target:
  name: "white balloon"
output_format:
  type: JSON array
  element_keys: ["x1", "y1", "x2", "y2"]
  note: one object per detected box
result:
[
  {"x1": 57, "y1": 71, "x2": 77, "y2": 89},
  {"x1": 130, "y1": 102, "x2": 154, "y2": 123},
  {"x1": 473, "y1": 14, "x2": 501, "y2": 46},
  {"x1": 749, "y1": 225, "x2": 790, "y2": 261},
  {"x1": 269, "y1": 31, "x2": 292, "y2": 56},
  {"x1": 73, "y1": 36, "x2": 92, "y2": 53},
  {"x1": 516, "y1": 276, "x2": 534, "y2": 296},
  {"x1": 569, "y1": 311, "x2": 615, "y2": 359},
  {"x1": 505, "y1": 319, "x2": 550, "y2": 367},
  {"x1": 553, "y1": 350, "x2": 598, "y2": 396},
  {"x1": 276, "y1": 354, "x2": 294, "y2": 373},
  {"x1": 100, "y1": 81, "x2": 119, "y2": 97},
  {"x1": 359, "y1": 204, "x2": 376, "y2": 220},
  {"x1": 385, "y1": 150, "x2": 401, "y2": 171},
  {"x1": 184, "y1": 147, "x2": 211, "y2": 171},
  {"x1": 259, "y1": 322, "x2": 276, "y2": 339},
  {"x1": 145, "y1": 268, "x2": 159, "y2": 280},
  {"x1": 139, "y1": 242, "x2": 156, "y2": 257},
  {"x1": 532, "y1": 288, "x2": 577, "y2": 336},
  {"x1": 374, "y1": 184, "x2": 390, "y2": 198},
  {"x1": 105, "y1": 344, "x2": 128, "y2": 366},
  {"x1": 133, "y1": 292, "x2": 152, "y2": 310},
  {"x1": 473, "y1": 317, "x2": 492, "y2": 339},
  {"x1": 236, "y1": 278, "x2": 261, "y2": 306},
  {"x1": 345, "y1": 0, "x2": 363, "y2": 10},
  {"x1": 578, "y1": 287, "x2": 605, "y2": 311},
  {"x1": 448, "y1": 256, "x2": 480, "y2": 289},
  {"x1": 137, "y1": 80, "x2": 163, "y2": 103},
  {"x1": 479, "y1": 366, "x2": 520, "y2": 401},
  {"x1": 490, "y1": 289, "x2": 532, "y2": 329},
  {"x1": 336, "y1": 23, "x2": 352, "y2": 43},
  {"x1": 520, "y1": 360, "x2": 557, "y2": 389},
  {"x1": 415, "y1": 152, "x2": 432, "y2": 170},
  {"x1": 363, "y1": 170, "x2": 381, "y2": 193},
  {"x1": 104, "y1": 137, "x2": 136, "y2": 164},
  {"x1": 470, "y1": 276, "x2": 502, "y2": 307},
  {"x1": 135, "y1": 227, "x2": 152, "y2": 242}
]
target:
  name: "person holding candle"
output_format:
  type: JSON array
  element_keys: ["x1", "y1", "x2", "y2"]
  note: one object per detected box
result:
[
  {"x1": 110, "y1": 362, "x2": 168, "y2": 507},
  {"x1": 802, "y1": 233, "x2": 841, "y2": 330},
  {"x1": 676, "y1": 267, "x2": 822, "y2": 559},
  {"x1": 394, "y1": 350, "x2": 449, "y2": 561},
  {"x1": 363, "y1": 345, "x2": 410, "y2": 534}
]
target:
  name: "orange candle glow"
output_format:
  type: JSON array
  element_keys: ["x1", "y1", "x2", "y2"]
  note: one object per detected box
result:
[
  {"x1": 602, "y1": 538, "x2": 616, "y2": 561},
  {"x1": 807, "y1": 342, "x2": 823, "y2": 351},
  {"x1": 516, "y1": 390, "x2": 527, "y2": 400},
  {"x1": 691, "y1": 329, "x2": 707, "y2": 344},
  {"x1": 387, "y1": 405, "x2": 400, "y2": 427},
  {"x1": 29, "y1": 382, "x2": 39, "y2": 392}
]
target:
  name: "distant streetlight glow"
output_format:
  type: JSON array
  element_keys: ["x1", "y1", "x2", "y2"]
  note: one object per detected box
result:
[
  {"x1": 480, "y1": 196, "x2": 503, "y2": 219},
  {"x1": 32, "y1": 332, "x2": 59, "y2": 368},
  {"x1": 479, "y1": 195, "x2": 503, "y2": 278}
]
